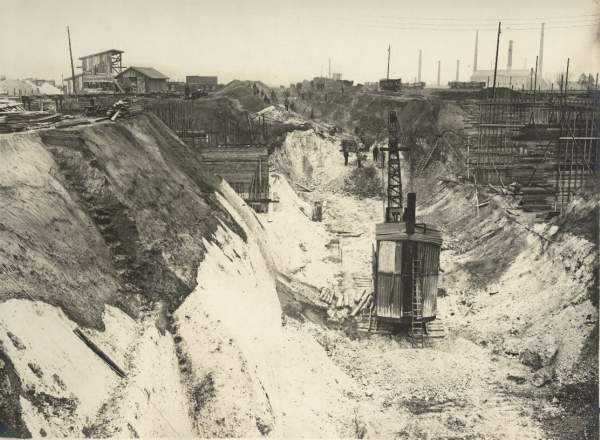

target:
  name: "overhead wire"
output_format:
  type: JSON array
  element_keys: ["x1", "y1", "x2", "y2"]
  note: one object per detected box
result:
[{"x1": 302, "y1": 12, "x2": 600, "y2": 32}]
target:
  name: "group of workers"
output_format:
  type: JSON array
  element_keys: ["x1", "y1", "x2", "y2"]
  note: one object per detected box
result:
[{"x1": 341, "y1": 143, "x2": 385, "y2": 167}]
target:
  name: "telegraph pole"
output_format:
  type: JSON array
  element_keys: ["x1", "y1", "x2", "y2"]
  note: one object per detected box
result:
[
  {"x1": 386, "y1": 45, "x2": 391, "y2": 80},
  {"x1": 67, "y1": 26, "x2": 77, "y2": 96},
  {"x1": 492, "y1": 22, "x2": 501, "y2": 98}
]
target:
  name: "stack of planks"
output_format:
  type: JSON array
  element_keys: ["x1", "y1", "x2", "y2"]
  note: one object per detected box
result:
[
  {"x1": 319, "y1": 287, "x2": 336, "y2": 305},
  {"x1": 350, "y1": 289, "x2": 373, "y2": 317},
  {"x1": 0, "y1": 111, "x2": 63, "y2": 133}
]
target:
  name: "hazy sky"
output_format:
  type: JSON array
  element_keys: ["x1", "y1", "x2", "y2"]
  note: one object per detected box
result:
[{"x1": 1, "y1": 0, "x2": 599, "y2": 86}]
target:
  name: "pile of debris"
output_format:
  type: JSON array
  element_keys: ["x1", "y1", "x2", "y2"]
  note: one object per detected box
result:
[
  {"x1": 0, "y1": 98, "x2": 25, "y2": 112},
  {"x1": 106, "y1": 99, "x2": 131, "y2": 120},
  {"x1": 320, "y1": 283, "x2": 374, "y2": 322}
]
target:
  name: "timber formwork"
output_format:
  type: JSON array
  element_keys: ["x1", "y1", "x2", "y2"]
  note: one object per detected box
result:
[
  {"x1": 144, "y1": 100, "x2": 271, "y2": 148},
  {"x1": 144, "y1": 100, "x2": 273, "y2": 212},
  {"x1": 469, "y1": 92, "x2": 599, "y2": 213},
  {"x1": 198, "y1": 147, "x2": 270, "y2": 212}
]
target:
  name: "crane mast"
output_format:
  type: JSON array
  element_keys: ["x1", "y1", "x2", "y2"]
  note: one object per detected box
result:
[{"x1": 385, "y1": 111, "x2": 408, "y2": 223}]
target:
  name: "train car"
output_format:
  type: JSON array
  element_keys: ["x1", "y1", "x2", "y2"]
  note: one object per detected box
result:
[
  {"x1": 448, "y1": 81, "x2": 486, "y2": 90},
  {"x1": 379, "y1": 78, "x2": 402, "y2": 92},
  {"x1": 403, "y1": 82, "x2": 426, "y2": 90}
]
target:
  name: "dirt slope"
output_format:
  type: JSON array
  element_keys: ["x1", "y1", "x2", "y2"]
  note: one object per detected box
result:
[
  {"x1": 0, "y1": 114, "x2": 250, "y2": 435},
  {"x1": 0, "y1": 114, "x2": 245, "y2": 328}
]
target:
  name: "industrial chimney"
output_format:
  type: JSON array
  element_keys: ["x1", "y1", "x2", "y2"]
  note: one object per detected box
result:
[
  {"x1": 418, "y1": 49, "x2": 422, "y2": 83},
  {"x1": 456, "y1": 59, "x2": 460, "y2": 81},
  {"x1": 507, "y1": 40, "x2": 513, "y2": 71},
  {"x1": 473, "y1": 30, "x2": 479, "y2": 73},
  {"x1": 538, "y1": 23, "x2": 545, "y2": 81},
  {"x1": 437, "y1": 60, "x2": 441, "y2": 86}
]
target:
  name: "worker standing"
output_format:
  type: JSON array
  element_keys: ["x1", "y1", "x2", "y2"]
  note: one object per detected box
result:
[
  {"x1": 342, "y1": 144, "x2": 349, "y2": 166},
  {"x1": 372, "y1": 145, "x2": 379, "y2": 162}
]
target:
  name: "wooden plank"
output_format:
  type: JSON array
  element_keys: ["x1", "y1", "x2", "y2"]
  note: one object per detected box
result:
[{"x1": 73, "y1": 328, "x2": 127, "y2": 378}]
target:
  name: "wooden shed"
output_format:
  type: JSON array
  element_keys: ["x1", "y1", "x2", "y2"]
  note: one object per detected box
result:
[
  {"x1": 116, "y1": 67, "x2": 169, "y2": 94},
  {"x1": 198, "y1": 147, "x2": 270, "y2": 212},
  {"x1": 374, "y1": 221, "x2": 442, "y2": 322}
]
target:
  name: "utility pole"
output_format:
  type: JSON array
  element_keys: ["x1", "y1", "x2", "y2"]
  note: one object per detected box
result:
[
  {"x1": 492, "y1": 22, "x2": 501, "y2": 98},
  {"x1": 437, "y1": 60, "x2": 441, "y2": 87},
  {"x1": 559, "y1": 74, "x2": 564, "y2": 93},
  {"x1": 565, "y1": 58, "x2": 570, "y2": 93},
  {"x1": 386, "y1": 45, "x2": 391, "y2": 80},
  {"x1": 67, "y1": 26, "x2": 77, "y2": 96},
  {"x1": 328, "y1": 58, "x2": 331, "y2": 79}
]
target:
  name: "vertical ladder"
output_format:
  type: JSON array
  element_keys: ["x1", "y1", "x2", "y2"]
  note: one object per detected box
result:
[
  {"x1": 410, "y1": 258, "x2": 425, "y2": 348},
  {"x1": 415, "y1": 137, "x2": 440, "y2": 176}
]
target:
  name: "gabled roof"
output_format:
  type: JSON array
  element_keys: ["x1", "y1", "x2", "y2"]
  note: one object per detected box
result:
[
  {"x1": 117, "y1": 67, "x2": 168, "y2": 80},
  {"x1": 79, "y1": 49, "x2": 124, "y2": 60}
]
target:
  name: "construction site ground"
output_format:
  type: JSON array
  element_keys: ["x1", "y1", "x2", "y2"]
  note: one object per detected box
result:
[
  {"x1": 0, "y1": 90, "x2": 597, "y2": 439},
  {"x1": 261, "y1": 121, "x2": 597, "y2": 439}
]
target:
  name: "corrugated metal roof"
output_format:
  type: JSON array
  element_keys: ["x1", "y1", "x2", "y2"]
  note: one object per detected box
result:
[{"x1": 117, "y1": 67, "x2": 168, "y2": 80}]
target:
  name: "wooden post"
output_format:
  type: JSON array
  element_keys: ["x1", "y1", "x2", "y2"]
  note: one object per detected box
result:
[
  {"x1": 564, "y1": 58, "x2": 570, "y2": 93},
  {"x1": 492, "y1": 22, "x2": 501, "y2": 99},
  {"x1": 67, "y1": 26, "x2": 77, "y2": 96}
]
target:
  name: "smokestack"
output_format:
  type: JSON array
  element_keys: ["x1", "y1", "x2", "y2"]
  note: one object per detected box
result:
[
  {"x1": 538, "y1": 23, "x2": 545, "y2": 81},
  {"x1": 507, "y1": 40, "x2": 513, "y2": 71},
  {"x1": 418, "y1": 49, "x2": 422, "y2": 83},
  {"x1": 473, "y1": 30, "x2": 479, "y2": 73},
  {"x1": 456, "y1": 59, "x2": 460, "y2": 81},
  {"x1": 437, "y1": 60, "x2": 441, "y2": 86}
]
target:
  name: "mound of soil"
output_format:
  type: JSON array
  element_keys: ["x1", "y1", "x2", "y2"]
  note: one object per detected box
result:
[{"x1": 0, "y1": 114, "x2": 244, "y2": 329}]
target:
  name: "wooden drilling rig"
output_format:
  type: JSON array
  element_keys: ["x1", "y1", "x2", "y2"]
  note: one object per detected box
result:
[{"x1": 371, "y1": 111, "x2": 443, "y2": 346}]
